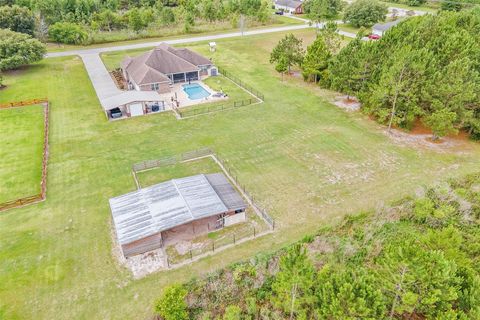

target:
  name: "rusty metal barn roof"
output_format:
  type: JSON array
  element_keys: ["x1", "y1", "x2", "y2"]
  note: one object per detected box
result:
[{"x1": 109, "y1": 173, "x2": 245, "y2": 245}]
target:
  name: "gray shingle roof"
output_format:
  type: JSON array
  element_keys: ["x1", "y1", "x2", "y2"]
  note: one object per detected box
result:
[
  {"x1": 123, "y1": 43, "x2": 212, "y2": 86},
  {"x1": 110, "y1": 173, "x2": 246, "y2": 245},
  {"x1": 275, "y1": 0, "x2": 302, "y2": 9}
]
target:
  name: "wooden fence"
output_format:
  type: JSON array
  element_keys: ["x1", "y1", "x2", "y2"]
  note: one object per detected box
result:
[
  {"x1": 0, "y1": 98, "x2": 48, "y2": 109},
  {"x1": 0, "y1": 99, "x2": 50, "y2": 212}
]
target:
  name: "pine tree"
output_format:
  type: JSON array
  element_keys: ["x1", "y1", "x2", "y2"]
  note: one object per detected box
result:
[
  {"x1": 270, "y1": 34, "x2": 304, "y2": 74},
  {"x1": 271, "y1": 244, "x2": 316, "y2": 319},
  {"x1": 316, "y1": 266, "x2": 387, "y2": 319},
  {"x1": 302, "y1": 36, "x2": 331, "y2": 83}
]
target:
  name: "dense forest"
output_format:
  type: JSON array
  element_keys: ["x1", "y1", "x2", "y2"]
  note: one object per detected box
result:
[
  {"x1": 0, "y1": 0, "x2": 272, "y2": 44},
  {"x1": 298, "y1": 10, "x2": 480, "y2": 140},
  {"x1": 154, "y1": 173, "x2": 480, "y2": 319}
]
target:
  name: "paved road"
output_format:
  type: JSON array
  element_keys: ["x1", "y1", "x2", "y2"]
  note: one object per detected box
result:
[{"x1": 46, "y1": 24, "x2": 312, "y2": 58}]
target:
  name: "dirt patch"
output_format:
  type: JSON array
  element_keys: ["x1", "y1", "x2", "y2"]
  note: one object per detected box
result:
[
  {"x1": 125, "y1": 248, "x2": 168, "y2": 279},
  {"x1": 110, "y1": 220, "x2": 167, "y2": 279},
  {"x1": 334, "y1": 95, "x2": 361, "y2": 112},
  {"x1": 385, "y1": 128, "x2": 472, "y2": 153}
]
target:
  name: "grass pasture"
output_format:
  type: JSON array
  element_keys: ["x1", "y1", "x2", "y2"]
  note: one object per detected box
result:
[
  {"x1": 0, "y1": 105, "x2": 45, "y2": 203},
  {"x1": 136, "y1": 157, "x2": 220, "y2": 188},
  {"x1": 1, "y1": 28, "x2": 480, "y2": 320}
]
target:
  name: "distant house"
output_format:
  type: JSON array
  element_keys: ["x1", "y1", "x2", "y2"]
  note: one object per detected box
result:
[
  {"x1": 372, "y1": 19, "x2": 403, "y2": 36},
  {"x1": 274, "y1": 0, "x2": 303, "y2": 14},
  {"x1": 121, "y1": 43, "x2": 216, "y2": 94},
  {"x1": 109, "y1": 173, "x2": 247, "y2": 257}
]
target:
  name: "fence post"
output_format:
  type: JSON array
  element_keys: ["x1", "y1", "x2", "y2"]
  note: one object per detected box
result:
[
  {"x1": 253, "y1": 227, "x2": 256, "y2": 238},
  {"x1": 190, "y1": 250, "x2": 193, "y2": 260},
  {"x1": 212, "y1": 241, "x2": 215, "y2": 252},
  {"x1": 233, "y1": 234, "x2": 236, "y2": 244}
]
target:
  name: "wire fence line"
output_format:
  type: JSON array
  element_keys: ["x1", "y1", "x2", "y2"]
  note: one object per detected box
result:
[
  {"x1": 132, "y1": 148, "x2": 213, "y2": 172},
  {"x1": 174, "y1": 67, "x2": 265, "y2": 119},
  {"x1": 131, "y1": 148, "x2": 275, "y2": 230},
  {"x1": 217, "y1": 66, "x2": 265, "y2": 101},
  {"x1": 176, "y1": 97, "x2": 260, "y2": 118},
  {"x1": 166, "y1": 225, "x2": 273, "y2": 267}
]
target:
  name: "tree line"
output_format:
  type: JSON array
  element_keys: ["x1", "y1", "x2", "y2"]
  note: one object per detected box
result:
[
  {"x1": 271, "y1": 10, "x2": 480, "y2": 140},
  {"x1": 153, "y1": 172, "x2": 480, "y2": 319},
  {"x1": 0, "y1": 0, "x2": 272, "y2": 45}
]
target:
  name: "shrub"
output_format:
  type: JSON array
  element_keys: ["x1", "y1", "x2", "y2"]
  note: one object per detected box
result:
[
  {"x1": 154, "y1": 284, "x2": 188, "y2": 320},
  {"x1": 223, "y1": 305, "x2": 242, "y2": 320},
  {"x1": 0, "y1": 28, "x2": 46, "y2": 71},
  {"x1": 343, "y1": 0, "x2": 388, "y2": 27},
  {"x1": 0, "y1": 5, "x2": 35, "y2": 35},
  {"x1": 48, "y1": 22, "x2": 88, "y2": 44}
]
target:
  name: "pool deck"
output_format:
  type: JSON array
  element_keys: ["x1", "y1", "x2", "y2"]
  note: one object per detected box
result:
[{"x1": 168, "y1": 80, "x2": 227, "y2": 108}]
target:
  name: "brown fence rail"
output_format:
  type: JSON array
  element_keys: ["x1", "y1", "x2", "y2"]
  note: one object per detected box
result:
[
  {"x1": 0, "y1": 99, "x2": 50, "y2": 212},
  {"x1": 133, "y1": 148, "x2": 213, "y2": 172},
  {"x1": 0, "y1": 195, "x2": 44, "y2": 212},
  {"x1": 0, "y1": 98, "x2": 48, "y2": 109}
]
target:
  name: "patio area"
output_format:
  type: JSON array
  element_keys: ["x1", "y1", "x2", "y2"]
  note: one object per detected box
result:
[{"x1": 162, "y1": 80, "x2": 229, "y2": 109}]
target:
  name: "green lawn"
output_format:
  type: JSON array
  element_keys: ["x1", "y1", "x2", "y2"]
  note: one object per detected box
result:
[
  {"x1": 1, "y1": 28, "x2": 480, "y2": 320},
  {"x1": 337, "y1": 23, "x2": 371, "y2": 35},
  {"x1": 136, "y1": 157, "x2": 221, "y2": 188},
  {"x1": 0, "y1": 105, "x2": 44, "y2": 203}
]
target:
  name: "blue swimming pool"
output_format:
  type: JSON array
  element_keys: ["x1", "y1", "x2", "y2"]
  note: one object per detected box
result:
[{"x1": 182, "y1": 83, "x2": 210, "y2": 100}]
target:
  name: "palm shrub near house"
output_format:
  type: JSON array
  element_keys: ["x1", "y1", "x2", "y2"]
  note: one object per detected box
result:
[
  {"x1": 153, "y1": 173, "x2": 480, "y2": 319},
  {"x1": 327, "y1": 11, "x2": 480, "y2": 139},
  {"x1": 0, "y1": 28, "x2": 45, "y2": 70}
]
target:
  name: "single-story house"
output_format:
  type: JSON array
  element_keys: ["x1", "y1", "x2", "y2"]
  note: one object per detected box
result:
[
  {"x1": 122, "y1": 43, "x2": 217, "y2": 94},
  {"x1": 372, "y1": 19, "x2": 403, "y2": 36},
  {"x1": 109, "y1": 173, "x2": 247, "y2": 257},
  {"x1": 274, "y1": 0, "x2": 303, "y2": 14}
]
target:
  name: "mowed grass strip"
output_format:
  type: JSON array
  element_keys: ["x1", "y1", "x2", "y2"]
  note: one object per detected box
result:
[
  {"x1": 1, "y1": 29, "x2": 480, "y2": 320},
  {"x1": 0, "y1": 105, "x2": 44, "y2": 203}
]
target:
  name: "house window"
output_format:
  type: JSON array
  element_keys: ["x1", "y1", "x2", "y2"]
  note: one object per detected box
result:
[{"x1": 150, "y1": 83, "x2": 160, "y2": 91}]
